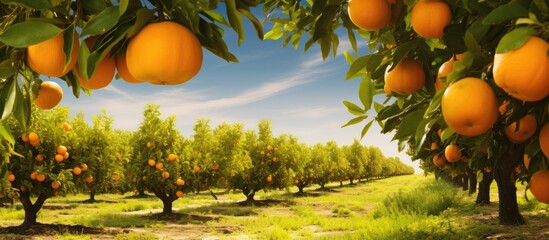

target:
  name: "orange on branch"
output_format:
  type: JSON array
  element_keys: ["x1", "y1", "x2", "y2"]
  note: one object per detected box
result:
[
  {"x1": 148, "y1": 159, "x2": 156, "y2": 167},
  {"x1": 51, "y1": 181, "x2": 60, "y2": 189},
  {"x1": 26, "y1": 32, "x2": 79, "y2": 77},
  {"x1": 155, "y1": 162, "x2": 164, "y2": 170},
  {"x1": 176, "y1": 179, "x2": 185, "y2": 186},
  {"x1": 347, "y1": 0, "x2": 392, "y2": 31},
  {"x1": 115, "y1": 54, "x2": 143, "y2": 83},
  {"x1": 21, "y1": 134, "x2": 29, "y2": 143},
  {"x1": 34, "y1": 81, "x2": 63, "y2": 110},
  {"x1": 55, "y1": 154, "x2": 64, "y2": 163},
  {"x1": 162, "y1": 171, "x2": 170, "y2": 179},
  {"x1": 529, "y1": 169, "x2": 549, "y2": 204},
  {"x1": 73, "y1": 167, "x2": 82, "y2": 175},
  {"x1": 126, "y1": 21, "x2": 203, "y2": 85},
  {"x1": 30, "y1": 171, "x2": 38, "y2": 180},
  {"x1": 436, "y1": 54, "x2": 464, "y2": 91},
  {"x1": 493, "y1": 36, "x2": 549, "y2": 102},
  {"x1": 432, "y1": 154, "x2": 445, "y2": 167},
  {"x1": 77, "y1": 38, "x2": 115, "y2": 90},
  {"x1": 81, "y1": 163, "x2": 88, "y2": 171},
  {"x1": 167, "y1": 154, "x2": 177, "y2": 162},
  {"x1": 505, "y1": 115, "x2": 537, "y2": 143},
  {"x1": 411, "y1": 0, "x2": 452, "y2": 38},
  {"x1": 441, "y1": 77, "x2": 498, "y2": 136},
  {"x1": 444, "y1": 144, "x2": 462, "y2": 163},
  {"x1": 176, "y1": 190, "x2": 184, "y2": 198},
  {"x1": 385, "y1": 58, "x2": 425, "y2": 95},
  {"x1": 56, "y1": 145, "x2": 67, "y2": 155},
  {"x1": 36, "y1": 174, "x2": 46, "y2": 182}
]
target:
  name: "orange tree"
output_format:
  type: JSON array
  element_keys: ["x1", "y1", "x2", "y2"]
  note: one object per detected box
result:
[
  {"x1": 262, "y1": 0, "x2": 548, "y2": 225},
  {"x1": 275, "y1": 133, "x2": 311, "y2": 194},
  {"x1": 128, "y1": 104, "x2": 187, "y2": 214},
  {"x1": 0, "y1": 0, "x2": 263, "y2": 177},
  {"x1": 229, "y1": 120, "x2": 280, "y2": 204},
  {"x1": 309, "y1": 143, "x2": 331, "y2": 189},
  {"x1": 2, "y1": 107, "x2": 75, "y2": 227},
  {"x1": 342, "y1": 139, "x2": 368, "y2": 184},
  {"x1": 188, "y1": 119, "x2": 215, "y2": 194},
  {"x1": 365, "y1": 146, "x2": 385, "y2": 180}
]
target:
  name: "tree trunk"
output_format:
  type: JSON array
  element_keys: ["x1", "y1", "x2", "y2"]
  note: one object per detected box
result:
[
  {"x1": 461, "y1": 175, "x2": 469, "y2": 191},
  {"x1": 89, "y1": 188, "x2": 96, "y2": 202},
  {"x1": 298, "y1": 185, "x2": 304, "y2": 194},
  {"x1": 153, "y1": 190, "x2": 175, "y2": 214},
  {"x1": 476, "y1": 170, "x2": 493, "y2": 205},
  {"x1": 162, "y1": 199, "x2": 173, "y2": 214},
  {"x1": 19, "y1": 191, "x2": 48, "y2": 228},
  {"x1": 340, "y1": 181, "x2": 343, "y2": 187},
  {"x1": 469, "y1": 170, "x2": 477, "y2": 196},
  {"x1": 350, "y1": 178, "x2": 354, "y2": 185},
  {"x1": 494, "y1": 142, "x2": 525, "y2": 225},
  {"x1": 245, "y1": 192, "x2": 255, "y2": 204}
]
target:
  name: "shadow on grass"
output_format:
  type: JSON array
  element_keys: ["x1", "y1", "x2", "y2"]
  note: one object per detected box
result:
[{"x1": 0, "y1": 223, "x2": 123, "y2": 236}]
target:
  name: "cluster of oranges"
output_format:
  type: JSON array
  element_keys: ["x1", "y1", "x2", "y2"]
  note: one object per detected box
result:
[
  {"x1": 145, "y1": 147, "x2": 185, "y2": 198},
  {"x1": 28, "y1": 21, "x2": 203, "y2": 110}
]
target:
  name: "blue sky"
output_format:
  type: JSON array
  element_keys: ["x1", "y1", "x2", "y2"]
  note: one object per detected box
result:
[{"x1": 54, "y1": 17, "x2": 421, "y2": 173}]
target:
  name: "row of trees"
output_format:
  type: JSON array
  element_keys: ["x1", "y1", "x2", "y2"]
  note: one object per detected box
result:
[{"x1": 1, "y1": 104, "x2": 413, "y2": 226}]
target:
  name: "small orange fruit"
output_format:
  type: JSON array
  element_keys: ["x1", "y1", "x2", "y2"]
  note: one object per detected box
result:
[
  {"x1": 385, "y1": 58, "x2": 425, "y2": 95},
  {"x1": 411, "y1": 0, "x2": 452, "y2": 38},
  {"x1": 529, "y1": 169, "x2": 549, "y2": 204},
  {"x1": 55, "y1": 154, "x2": 64, "y2": 163},
  {"x1": 7, "y1": 173, "x2": 15, "y2": 182},
  {"x1": 193, "y1": 165, "x2": 200, "y2": 173},
  {"x1": 155, "y1": 162, "x2": 164, "y2": 170},
  {"x1": 148, "y1": 159, "x2": 156, "y2": 167},
  {"x1": 51, "y1": 181, "x2": 61, "y2": 189},
  {"x1": 84, "y1": 175, "x2": 94, "y2": 183},
  {"x1": 162, "y1": 171, "x2": 170, "y2": 179},
  {"x1": 77, "y1": 37, "x2": 115, "y2": 90},
  {"x1": 28, "y1": 132, "x2": 39, "y2": 143},
  {"x1": 348, "y1": 0, "x2": 392, "y2": 31},
  {"x1": 63, "y1": 152, "x2": 69, "y2": 160},
  {"x1": 505, "y1": 114, "x2": 537, "y2": 143},
  {"x1": 57, "y1": 145, "x2": 68, "y2": 155},
  {"x1": 444, "y1": 144, "x2": 462, "y2": 162},
  {"x1": 35, "y1": 154, "x2": 44, "y2": 162},
  {"x1": 73, "y1": 167, "x2": 82, "y2": 175},
  {"x1": 21, "y1": 134, "x2": 29, "y2": 143},
  {"x1": 176, "y1": 179, "x2": 185, "y2": 186},
  {"x1": 430, "y1": 142, "x2": 438, "y2": 150},
  {"x1": 436, "y1": 54, "x2": 464, "y2": 91},
  {"x1": 36, "y1": 174, "x2": 46, "y2": 182},
  {"x1": 432, "y1": 154, "x2": 445, "y2": 167},
  {"x1": 113, "y1": 175, "x2": 120, "y2": 181},
  {"x1": 167, "y1": 153, "x2": 177, "y2": 162},
  {"x1": 176, "y1": 190, "x2": 184, "y2": 198},
  {"x1": 81, "y1": 163, "x2": 88, "y2": 171},
  {"x1": 34, "y1": 81, "x2": 63, "y2": 110},
  {"x1": 266, "y1": 176, "x2": 273, "y2": 183},
  {"x1": 30, "y1": 171, "x2": 38, "y2": 180}
]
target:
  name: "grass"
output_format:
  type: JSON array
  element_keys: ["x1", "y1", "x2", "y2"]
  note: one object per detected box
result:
[{"x1": 0, "y1": 174, "x2": 548, "y2": 239}]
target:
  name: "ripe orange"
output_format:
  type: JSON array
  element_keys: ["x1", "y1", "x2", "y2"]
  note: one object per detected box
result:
[
  {"x1": 21, "y1": 134, "x2": 29, "y2": 143},
  {"x1": 505, "y1": 114, "x2": 537, "y2": 143},
  {"x1": 430, "y1": 142, "x2": 438, "y2": 150},
  {"x1": 126, "y1": 21, "x2": 203, "y2": 85},
  {"x1": 167, "y1": 153, "x2": 177, "y2": 162},
  {"x1": 51, "y1": 181, "x2": 61, "y2": 189},
  {"x1": 162, "y1": 171, "x2": 170, "y2": 179},
  {"x1": 193, "y1": 165, "x2": 200, "y2": 173},
  {"x1": 57, "y1": 145, "x2": 68, "y2": 155},
  {"x1": 267, "y1": 145, "x2": 273, "y2": 151},
  {"x1": 293, "y1": 179, "x2": 299, "y2": 185},
  {"x1": 484, "y1": 167, "x2": 492, "y2": 173},
  {"x1": 28, "y1": 132, "x2": 39, "y2": 142},
  {"x1": 384, "y1": 84, "x2": 392, "y2": 95},
  {"x1": 34, "y1": 81, "x2": 64, "y2": 110},
  {"x1": 26, "y1": 31, "x2": 80, "y2": 77},
  {"x1": 77, "y1": 37, "x2": 115, "y2": 90},
  {"x1": 55, "y1": 154, "x2": 64, "y2": 163},
  {"x1": 35, "y1": 154, "x2": 44, "y2": 162},
  {"x1": 115, "y1": 54, "x2": 143, "y2": 83},
  {"x1": 73, "y1": 167, "x2": 82, "y2": 175},
  {"x1": 347, "y1": 0, "x2": 392, "y2": 31},
  {"x1": 155, "y1": 162, "x2": 164, "y2": 170},
  {"x1": 63, "y1": 152, "x2": 69, "y2": 160},
  {"x1": 385, "y1": 58, "x2": 425, "y2": 95},
  {"x1": 441, "y1": 77, "x2": 498, "y2": 136},
  {"x1": 7, "y1": 173, "x2": 15, "y2": 182},
  {"x1": 176, "y1": 190, "x2": 184, "y2": 198},
  {"x1": 260, "y1": 151, "x2": 265, "y2": 155},
  {"x1": 493, "y1": 36, "x2": 549, "y2": 102},
  {"x1": 62, "y1": 122, "x2": 71, "y2": 131},
  {"x1": 523, "y1": 154, "x2": 531, "y2": 169},
  {"x1": 411, "y1": 0, "x2": 452, "y2": 38},
  {"x1": 273, "y1": 157, "x2": 278, "y2": 162},
  {"x1": 81, "y1": 163, "x2": 88, "y2": 171},
  {"x1": 529, "y1": 169, "x2": 549, "y2": 204},
  {"x1": 176, "y1": 178, "x2": 185, "y2": 186},
  {"x1": 432, "y1": 154, "x2": 445, "y2": 167},
  {"x1": 266, "y1": 176, "x2": 273, "y2": 183},
  {"x1": 36, "y1": 174, "x2": 46, "y2": 182},
  {"x1": 436, "y1": 54, "x2": 464, "y2": 91},
  {"x1": 113, "y1": 175, "x2": 120, "y2": 181},
  {"x1": 444, "y1": 144, "x2": 462, "y2": 162},
  {"x1": 30, "y1": 171, "x2": 38, "y2": 180},
  {"x1": 148, "y1": 159, "x2": 156, "y2": 167},
  {"x1": 540, "y1": 123, "x2": 549, "y2": 158},
  {"x1": 146, "y1": 142, "x2": 153, "y2": 148},
  {"x1": 274, "y1": 147, "x2": 278, "y2": 152},
  {"x1": 84, "y1": 175, "x2": 94, "y2": 183}
]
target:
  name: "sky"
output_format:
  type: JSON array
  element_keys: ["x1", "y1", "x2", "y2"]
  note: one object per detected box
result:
[{"x1": 53, "y1": 15, "x2": 421, "y2": 173}]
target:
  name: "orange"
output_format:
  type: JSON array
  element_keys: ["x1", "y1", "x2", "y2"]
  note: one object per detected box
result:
[
  {"x1": 499, "y1": 100, "x2": 509, "y2": 115},
  {"x1": 384, "y1": 84, "x2": 392, "y2": 95},
  {"x1": 126, "y1": 21, "x2": 203, "y2": 85},
  {"x1": 193, "y1": 165, "x2": 200, "y2": 173},
  {"x1": 146, "y1": 142, "x2": 153, "y2": 148},
  {"x1": 529, "y1": 169, "x2": 549, "y2": 204},
  {"x1": 441, "y1": 77, "x2": 498, "y2": 136},
  {"x1": 62, "y1": 122, "x2": 70, "y2": 131},
  {"x1": 26, "y1": 31, "x2": 80, "y2": 77},
  {"x1": 115, "y1": 54, "x2": 143, "y2": 83},
  {"x1": 51, "y1": 181, "x2": 61, "y2": 189},
  {"x1": 34, "y1": 81, "x2": 63, "y2": 110},
  {"x1": 176, "y1": 190, "x2": 184, "y2": 198},
  {"x1": 148, "y1": 159, "x2": 156, "y2": 167},
  {"x1": 81, "y1": 163, "x2": 88, "y2": 171},
  {"x1": 260, "y1": 151, "x2": 265, "y2": 155},
  {"x1": 266, "y1": 176, "x2": 273, "y2": 183},
  {"x1": 540, "y1": 123, "x2": 549, "y2": 158},
  {"x1": 36, "y1": 174, "x2": 46, "y2": 182},
  {"x1": 113, "y1": 175, "x2": 120, "y2": 181},
  {"x1": 7, "y1": 173, "x2": 15, "y2": 182},
  {"x1": 55, "y1": 154, "x2": 64, "y2": 163},
  {"x1": 273, "y1": 157, "x2": 278, "y2": 162},
  {"x1": 293, "y1": 179, "x2": 299, "y2": 185},
  {"x1": 77, "y1": 37, "x2": 115, "y2": 90},
  {"x1": 484, "y1": 167, "x2": 492, "y2": 173},
  {"x1": 274, "y1": 147, "x2": 278, "y2": 152},
  {"x1": 493, "y1": 36, "x2": 549, "y2": 102},
  {"x1": 73, "y1": 167, "x2": 82, "y2": 175},
  {"x1": 505, "y1": 114, "x2": 537, "y2": 143},
  {"x1": 432, "y1": 154, "x2": 445, "y2": 167},
  {"x1": 162, "y1": 171, "x2": 170, "y2": 179},
  {"x1": 155, "y1": 162, "x2": 164, "y2": 170},
  {"x1": 57, "y1": 145, "x2": 68, "y2": 155},
  {"x1": 411, "y1": 0, "x2": 452, "y2": 38},
  {"x1": 28, "y1": 132, "x2": 39, "y2": 142},
  {"x1": 167, "y1": 153, "x2": 177, "y2": 162},
  {"x1": 430, "y1": 142, "x2": 438, "y2": 150},
  {"x1": 347, "y1": 0, "x2": 392, "y2": 31},
  {"x1": 84, "y1": 175, "x2": 94, "y2": 183},
  {"x1": 385, "y1": 58, "x2": 425, "y2": 95},
  {"x1": 436, "y1": 54, "x2": 464, "y2": 91},
  {"x1": 63, "y1": 152, "x2": 69, "y2": 160},
  {"x1": 267, "y1": 145, "x2": 273, "y2": 151},
  {"x1": 444, "y1": 144, "x2": 462, "y2": 162},
  {"x1": 524, "y1": 154, "x2": 531, "y2": 169},
  {"x1": 21, "y1": 134, "x2": 29, "y2": 143},
  {"x1": 176, "y1": 179, "x2": 185, "y2": 186},
  {"x1": 30, "y1": 171, "x2": 38, "y2": 180}
]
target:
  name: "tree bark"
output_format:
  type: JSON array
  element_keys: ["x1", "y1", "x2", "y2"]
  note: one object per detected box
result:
[
  {"x1": 494, "y1": 142, "x2": 525, "y2": 225},
  {"x1": 162, "y1": 199, "x2": 173, "y2": 214},
  {"x1": 461, "y1": 174, "x2": 469, "y2": 191},
  {"x1": 469, "y1": 170, "x2": 477, "y2": 196},
  {"x1": 350, "y1": 178, "x2": 354, "y2": 185},
  {"x1": 476, "y1": 170, "x2": 493, "y2": 205},
  {"x1": 340, "y1": 181, "x2": 343, "y2": 187},
  {"x1": 298, "y1": 185, "x2": 304, "y2": 194},
  {"x1": 20, "y1": 192, "x2": 48, "y2": 228},
  {"x1": 153, "y1": 190, "x2": 176, "y2": 214}
]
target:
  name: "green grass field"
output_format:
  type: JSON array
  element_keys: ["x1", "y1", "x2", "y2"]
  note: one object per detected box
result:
[{"x1": 1, "y1": 174, "x2": 548, "y2": 239}]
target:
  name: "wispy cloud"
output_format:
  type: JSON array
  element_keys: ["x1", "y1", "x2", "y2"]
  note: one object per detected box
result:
[{"x1": 284, "y1": 106, "x2": 343, "y2": 118}]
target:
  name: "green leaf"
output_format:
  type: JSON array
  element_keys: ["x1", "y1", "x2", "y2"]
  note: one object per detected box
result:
[
  {"x1": 0, "y1": 78, "x2": 16, "y2": 121},
  {"x1": 0, "y1": 0, "x2": 51, "y2": 9},
  {"x1": 483, "y1": 3, "x2": 529, "y2": 25},
  {"x1": 12, "y1": 81, "x2": 29, "y2": 130},
  {"x1": 320, "y1": 34, "x2": 331, "y2": 60},
  {"x1": 424, "y1": 90, "x2": 443, "y2": 118},
  {"x1": 312, "y1": 6, "x2": 337, "y2": 41},
  {"x1": 77, "y1": 40, "x2": 91, "y2": 80},
  {"x1": 360, "y1": 120, "x2": 374, "y2": 139},
  {"x1": 343, "y1": 100, "x2": 365, "y2": 115},
  {"x1": 63, "y1": 24, "x2": 76, "y2": 67},
  {"x1": 345, "y1": 55, "x2": 369, "y2": 80},
  {"x1": 82, "y1": 0, "x2": 107, "y2": 14},
  {"x1": 464, "y1": 31, "x2": 482, "y2": 56},
  {"x1": 366, "y1": 53, "x2": 383, "y2": 73},
  {"x1": 239, "y1": 8, "x2": 264, "y2": 40},
  {"x1": 81, "y1": 6, "x2": 120, "y2": 36},
  {"x1": 342, "y1": 116, "x2": 367, "y2": 128},
  {"x1": 0, "y1": 21, "x2": 61, "y2": 48},
  {"x1": 126, "y1": 8, "x2": 155, "y2": 38},
  {"x1": 226, "y1": 0, "x2": 244, "y2": 46},
  {"x1": 358, "y1": 76, "x2": 374, "y2": 111},
  {"x1": 393, "y1": 110, "x2": 425, "y2": 140},
  {"x1": 0, "y1": 60, "x2": 15, "y2": 79},
  {"x1": 0, "y1": 122, "x2": 14, "y2": 145},
  {"x1": 440, "y1": 128, "x2": 455, "y2": 142},
  {"x1": 373, "y1": 102, "x2": 384, "y2": 113},
  {"x1": 311, "y1": 0, "x2": 327, "y2": 17},
  {"x1": 495, "y1": 27, "x2": 536, "y2": 53},
  {"x1": 119, "y1": 0, "x2": 129, "y2": 15}
]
